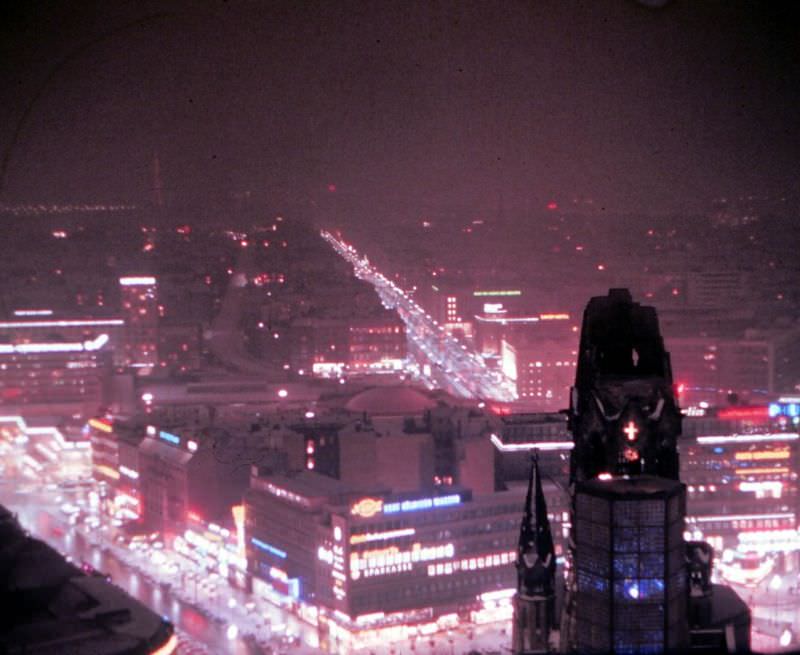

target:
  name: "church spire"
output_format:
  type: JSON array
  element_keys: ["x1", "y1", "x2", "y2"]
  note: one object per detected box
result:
[
  {"x1": 513, "y1": 454, "x2": 557, "y2": 655},
  {"x1": 517, "y1": 453, "x2": 555, "y2": 595}
]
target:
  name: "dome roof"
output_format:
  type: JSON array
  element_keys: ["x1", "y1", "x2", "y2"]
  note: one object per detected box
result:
[{"x1": 345, "y1": 385, "x2": 436, "y2": 416}]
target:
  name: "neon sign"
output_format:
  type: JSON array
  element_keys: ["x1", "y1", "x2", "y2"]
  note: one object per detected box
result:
[
  {"x1": 718, "y1": 406, "x2": 769, "y2": 421},
  {"x1": 119, "y1": 465, "x2": 139, "y2": 480},
  {"x1": 251, "y1": 537, "x2": 287, "y2": 559},
  {"x1": 350, "y1": 497, "x2": 384, "y2": 518},
  {"x1": 350, "y1": 528, "x2": 416, "y2": 545},
  {"x1": 769, "y1": 402, "x2": 799, "y2": 418},
  {"x1": 0, "y1": 318, "x2": 122, "y2": 329},
  {"x1": 473, "y1": 290, "x2": 521, "y2": 297},
  {"x1": 734, "y1": 448, "x2": 790, "y2": 461},
  {"x1": 697, "y1": 433, "x2": 798, "y2": 445},
  {"x1": 119, "y1": 276, "x2": 156, "y2": 286},
  {"x1": 88, "y1": 418, "x2": 113, "y2": 433},
  {"x1": 383, "y1": 494, "x2": 461, "y2": 514},
  {"x1": 158, "y1": 430, "x2": 180, "y2": 446}
]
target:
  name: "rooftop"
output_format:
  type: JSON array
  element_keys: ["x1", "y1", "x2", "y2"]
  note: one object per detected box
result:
[{"x1": 345, "y1": 385, "x2": 436, "y2": 416}]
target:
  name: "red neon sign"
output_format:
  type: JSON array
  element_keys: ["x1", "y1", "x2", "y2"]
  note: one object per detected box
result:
[{"x1": 717, "y1": 406, "x2": 769, "y2": 421}]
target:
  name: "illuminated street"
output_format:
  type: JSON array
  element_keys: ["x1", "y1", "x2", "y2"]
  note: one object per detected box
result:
[{"x1": 321, "y1": 231, "x2": 517, "y2": 402}]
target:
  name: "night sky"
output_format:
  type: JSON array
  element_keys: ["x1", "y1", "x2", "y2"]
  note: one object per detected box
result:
[{"x1": 1, "y1": 1, "x2": 798, "y2": 214}]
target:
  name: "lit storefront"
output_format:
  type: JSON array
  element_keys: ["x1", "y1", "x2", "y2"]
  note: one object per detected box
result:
[
  {"x1": 681, "y1": 431, "x2": 799, "y2": 556},
  {"x1": 174, "y1": 509, "x2": 248, "y2": 589}
]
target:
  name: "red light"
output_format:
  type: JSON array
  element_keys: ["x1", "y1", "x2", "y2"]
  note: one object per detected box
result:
[
  {"x1": 488, "y1": 403, "x2": 512, "y2": 416},
  {"x1": 546, "y1": 201, "x2": 558, "y2": 210},
  {"x1": 676, "y1": 383, "x2": 686, "y2": 395},
  {"x1": 717, "y1": 406, "x2": 769, "y2": 421},
  {"x1": 327, "y1": 183, "x2": 337, "y2": 193}
]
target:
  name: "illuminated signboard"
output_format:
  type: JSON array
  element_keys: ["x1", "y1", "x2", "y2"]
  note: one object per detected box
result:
[
  {"x1": 769, "y1": 402, "x2": 800, "y2": 419},
  {"x1": 483, "y1": 303, "x2": 505, "y2": 314},
  {"x1": 350, "y1": 528, "x2": 416, "y2": 545},
  {"x1": 92, "y1": 463, "x2": 120, "y2": 480},
  {"x1": 158, "y1": 430, "x2": 180, "y2": 446},
  {"x1": 735, "y1": 466, "x2": 789, "y2": 476},
  {"x1": 251, "y1": 537, "x2": 287, "y2": 559},
  {"x1": 734, "y1": 448, "x2": 790, "y2": 462},
  {"x1": 539, "y1": 313, "x2": 570, "y2": 320},
  {"x1": 718, "y1": 406, "x2": 769, "y2": 421},
  {"x1": 318, "y1": 546, "x2": 335, "y2": 564},
  {"x1": 0, "y1": 333, "x2": 109, "y2": 355},
  {"x1": 119, "y1": 465, "x2": 139, "y2": 480},
  {"x1": 697, "y1": 433, "x2": 798, "y2": 445},
  {"x1": 383, "y1": 494, "x2": 461, "y2": 515},
  {"x1": 473, "y1": 290, "x2": 521, "y2": 297},
  {"x1": 88, "y1": 418, "x2": 113, "y2": 434},
  {"x1": 350, "y1": 542, "x2": 455, "y2": 579},
  {"x1": 13, "y1": 309, "x2": 53, "y2": 317},
  {"x1": 350, "y1": 497, "x2": 384, "y2": 518},
  {"x1": 0, "y1": 319, "x2": 123, "y2": 329},
  {"x1": 427, "y1": 549, "x2": 515, "y2": 577},
  {"x1": 119, "y1": 276, "x2": 157, "y2": 286}
]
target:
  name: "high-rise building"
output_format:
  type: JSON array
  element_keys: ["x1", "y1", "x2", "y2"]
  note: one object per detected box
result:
[
  {"x1": 480, "y1": 313, "x2": 578, "y2": 412},
  {"x1": 119, "y1": 276, "x2": 159, "y2": 368}
]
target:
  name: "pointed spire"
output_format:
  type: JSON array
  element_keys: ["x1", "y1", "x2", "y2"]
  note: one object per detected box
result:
[
  {"x1": 517, "y1": 453, "x2": 556, "y2": 597},
  {"x1": 518, "y1": 453, "x2": 536, "y2": 557},
  {"x1": 533, "y1": 453, "x2": 555, "y2": 564}
]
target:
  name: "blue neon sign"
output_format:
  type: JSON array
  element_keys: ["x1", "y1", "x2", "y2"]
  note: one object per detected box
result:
[
  {"x1": 158, "y1": 430, "x2": 180, "y2": 445},
  {"x1": 770, "y1": 403, "x2": 799, "y2": 418},
  {"x1": 383, "y1": 493, "x2": 461, "y2": 515},
  {"x1": 251, "y1": 537, "x2": 287, "y2": 559}
]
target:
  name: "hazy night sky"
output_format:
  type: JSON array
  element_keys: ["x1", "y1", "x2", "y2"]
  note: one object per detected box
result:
[{"x1": 1, "y1": 1, "x2": 798, "y2": 214}]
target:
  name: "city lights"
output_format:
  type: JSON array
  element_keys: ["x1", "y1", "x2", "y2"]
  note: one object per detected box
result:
[
  {"x1": 696, "y1": 433, "x2": 798, "y2": 445},
  {"x1": 119, "y1": 276, "x2": 157, "y2": 286},
  {"x1": 0, "y1": 318, "x2": 123, "y2": 329},
  {"x1": 489, "y1": 433, "x2": 574, "y2": 452}
]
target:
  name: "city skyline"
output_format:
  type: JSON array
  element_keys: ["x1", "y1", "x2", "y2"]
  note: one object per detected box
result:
[{"x1": 1, "y1": 2, "x2": 799, "y2": 654}]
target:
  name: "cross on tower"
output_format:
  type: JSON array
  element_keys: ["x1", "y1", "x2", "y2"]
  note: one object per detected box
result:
[{"x1": 623, "y1": 420, "x2": 639, "y2": 442}]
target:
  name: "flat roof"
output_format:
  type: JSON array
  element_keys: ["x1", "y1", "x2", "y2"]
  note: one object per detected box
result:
[
  {"x1": 139, "y1": 436, "x2": 193, "y2": 465},
  {"x1": 577, "y1": 474, "x2": 684, "y2": 500}
]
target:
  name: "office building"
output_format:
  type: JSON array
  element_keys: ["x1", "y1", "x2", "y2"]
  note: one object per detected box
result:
[
  {"x1": 244, "y1": 467, "x2": 569, "y2": 649},
  {"x1": 0, "y1": 315, "x2": 118, "y2": 416},
  {"x1": 119, "y1": 276, "x2": 159, "y2": 368}
]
